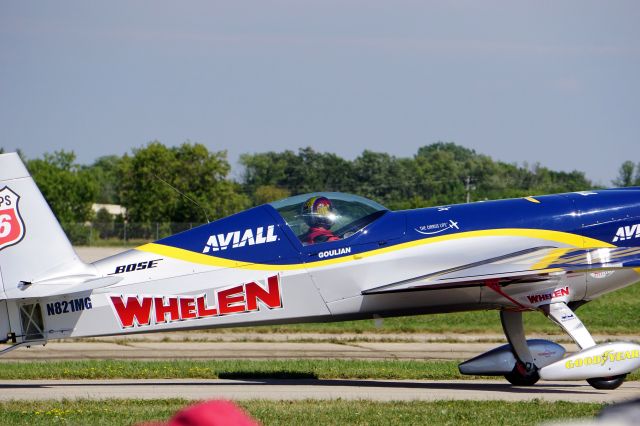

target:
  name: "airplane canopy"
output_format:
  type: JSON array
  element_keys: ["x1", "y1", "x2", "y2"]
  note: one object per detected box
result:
[{"x1": 270, "y1": 192, "x2": 388, "y2": 245}]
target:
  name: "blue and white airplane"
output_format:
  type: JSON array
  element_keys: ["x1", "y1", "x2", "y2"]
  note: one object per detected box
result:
[{"x1": 1, "y1": 152, "x2": 640, "y2": 389}]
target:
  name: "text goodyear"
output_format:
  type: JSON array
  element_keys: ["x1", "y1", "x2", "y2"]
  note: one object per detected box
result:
[{"x1": 565, "y1": 349, "x2": 640, "y2": 369}]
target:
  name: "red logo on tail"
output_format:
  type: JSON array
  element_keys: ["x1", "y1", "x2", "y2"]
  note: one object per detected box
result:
[{"x1": 0, "y1": 187, "x2": 25, "y2": 251}]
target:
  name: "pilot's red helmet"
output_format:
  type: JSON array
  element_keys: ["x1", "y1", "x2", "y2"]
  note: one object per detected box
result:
[{"x1": 301, "y1": 196, "x2": 336, "y2": 228}]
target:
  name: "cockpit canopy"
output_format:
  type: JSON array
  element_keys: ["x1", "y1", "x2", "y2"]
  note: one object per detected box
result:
[{"x1": 270, "y1": 192, "x2": 388, "y2": 245}]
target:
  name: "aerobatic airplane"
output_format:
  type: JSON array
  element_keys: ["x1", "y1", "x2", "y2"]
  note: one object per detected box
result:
[{"x1": 1, "y1": 152, "x2": 640, "y2": 389}]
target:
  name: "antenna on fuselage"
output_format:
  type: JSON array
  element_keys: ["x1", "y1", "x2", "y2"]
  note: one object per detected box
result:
[{"x1": 151, "y1": 173, "x2": 210, "y2": 223}]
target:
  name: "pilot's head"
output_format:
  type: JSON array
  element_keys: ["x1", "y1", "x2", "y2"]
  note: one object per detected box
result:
[{"x1": 301, "y1": 196, "x2": 336, "y2": 229}]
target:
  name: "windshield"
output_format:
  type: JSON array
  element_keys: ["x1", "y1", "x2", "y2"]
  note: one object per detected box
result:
[{"x1": 270, "y1": 192, "x2": 388, "y2": 245}]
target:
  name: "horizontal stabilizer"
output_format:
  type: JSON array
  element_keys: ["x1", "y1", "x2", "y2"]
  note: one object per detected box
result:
[{"x1": 7, "y1": 275, "x2": 122, "y2": 299}]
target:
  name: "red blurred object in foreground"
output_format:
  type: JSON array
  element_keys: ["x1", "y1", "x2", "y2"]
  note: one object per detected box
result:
[{"x1": 138, "y1": 400, "x2": 260, "y2": 426}]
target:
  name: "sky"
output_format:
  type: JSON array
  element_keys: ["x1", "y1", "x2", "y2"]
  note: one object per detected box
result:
[{"x1": 1, "y1": 1, "x2": 638, "y2": 186}]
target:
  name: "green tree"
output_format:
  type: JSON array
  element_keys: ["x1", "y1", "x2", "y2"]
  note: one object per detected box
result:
[
  {"x1": 240, "y1": 142, "x2": 598, "y2": 209},
  {"x1": 412, "y1": 143, "x2": 472, "y2": 206},
  {"x1": 529, "y1": 165, "x2": 592, "y2": 193},
  {"x1": 85, "y1": 155, "x2": 124, "y2": 204},
  {"x1": 351, "y1": 151, "x2": 411, "y2": 208},
  {"x1": 26, "y1": 151, "x2": 97, "y2": 224},
  {"x1": 613, "y1": 161, "x2": 638, "y2": 187},
  {"x1": 26, "y1": 151, "x2": 97, "y2": 244},
  {"x1": 240, "y1": 147, "x2": 354, "y2": 197},
  {"x1": 172, "y1": 142, "x2": 249, "y2": 221},
  {"x1": 253, "y1": 185, "x2": 291, "y2": 205},
  {"x1": 240, "y1": 150, "x2": 298, "y2": 195},
  {"x1": 94, "y1": 207, "x2": 117, "y2": 239},
  {"x1": 120, "y1": 141, "x2": 248, "y2": 226}
]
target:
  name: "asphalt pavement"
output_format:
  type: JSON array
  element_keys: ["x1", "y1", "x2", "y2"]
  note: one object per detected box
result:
[
  {"x1": 1, "y1": 378, "x2": 637, "y2": 403},
  {"x1": 0, "y1": 339, "x2": 583, "y2": 361}
]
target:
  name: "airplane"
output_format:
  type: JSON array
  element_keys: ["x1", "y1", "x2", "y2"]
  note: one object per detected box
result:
[{"x1": 1, "y1": 151, "x2": 640, "y2": 390}]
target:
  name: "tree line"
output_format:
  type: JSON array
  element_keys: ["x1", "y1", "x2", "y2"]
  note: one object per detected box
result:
[{"x1": 0, "y1": 142, "x2": 636, "y2": 242}]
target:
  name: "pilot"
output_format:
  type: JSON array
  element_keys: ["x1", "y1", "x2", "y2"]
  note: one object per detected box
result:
[{"x1": 300, "y1": 196, "x2": 341, "y2": 245}]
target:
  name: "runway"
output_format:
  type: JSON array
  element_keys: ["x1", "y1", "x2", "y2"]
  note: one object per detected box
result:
[
  {"x1": 4, "y1": 336, "x2": 638, "y2": 403},
  {"x1": 1, "y1": 378, "x2": 638, "y2": 403},
  {"x1": 0, "y1": 340, "x2": 518, "y2": 361},
  {"x1": 0, "y1": 334, "x2": 588, "y2": 361}
]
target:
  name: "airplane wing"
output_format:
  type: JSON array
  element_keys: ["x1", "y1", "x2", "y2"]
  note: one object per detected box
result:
[{"x1": 363, "y1": 246, "x2": 640, "y2": 294}]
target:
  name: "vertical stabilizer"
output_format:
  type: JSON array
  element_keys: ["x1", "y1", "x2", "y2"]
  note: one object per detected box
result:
[{"x1": 0, "y1": 153, "x2": 95, "y2": 299}]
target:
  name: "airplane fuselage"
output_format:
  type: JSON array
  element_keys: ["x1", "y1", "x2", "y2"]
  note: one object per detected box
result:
[{"x1": 5, "y1": 189, "x2": 637, "y2": 341}]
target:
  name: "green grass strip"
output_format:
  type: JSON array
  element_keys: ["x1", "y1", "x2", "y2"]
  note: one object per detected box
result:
[
  {"x1": 0, "y1": 399, "x2": 605, "y2": 426},
  {"x1": 0, "y1": 359, "x2": 638, "y2": 381},
  {"x1": 0, "y1": 359, "x2": 458, "y2": 380}
]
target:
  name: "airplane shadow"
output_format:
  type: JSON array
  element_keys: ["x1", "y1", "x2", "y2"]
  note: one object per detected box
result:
[{"x1": 0, "y1": 378, "x2": 602, "y2": 395}]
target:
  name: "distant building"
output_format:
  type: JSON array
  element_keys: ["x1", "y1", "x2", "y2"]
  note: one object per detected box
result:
[{"x1": 92, "y1": 203, "x2": 126, "y2": 217}]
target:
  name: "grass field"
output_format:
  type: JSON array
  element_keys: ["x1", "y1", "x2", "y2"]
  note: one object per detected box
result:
[
  {"x1": 0, "y1": 399, "x2": 605, "y2": 426},
  {"x1": 222, "y1": 282, "x2": 640, "y2": 335},
  {"x1": 1, "y1": 359, "x2": 639, "y2": 381}
]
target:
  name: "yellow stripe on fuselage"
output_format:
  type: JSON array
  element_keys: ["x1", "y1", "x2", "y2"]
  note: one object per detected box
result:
[
  {"x1": 136, "y1": 228, "x2": 615, "y2": 271},
  {"x1": 530, "y1": 248, "x2": 572, "y2": 270}
]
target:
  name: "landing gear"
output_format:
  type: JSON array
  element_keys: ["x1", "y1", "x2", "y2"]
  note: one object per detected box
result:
[
  {"x1": 500, "y1": 311, "x2": 539, "y2": 386},
  {"x1": 541, "y1": 303, "x2": 630, "y2": 389},
  {"x1": 459, "y1": 301, "x2": 639, "y2": 389},
  {"x1": 542, "y1": 302, "x2": 596, "y2": 349},
  {"x1": 541, "y1": 303, "x2": 635, "y2": 389},
  {"x1": 504, "y1": 361, "x2": 540, "y2": 386},
  {"x1": 586, "y1": 374, "x2": 627, "y2": 390}
]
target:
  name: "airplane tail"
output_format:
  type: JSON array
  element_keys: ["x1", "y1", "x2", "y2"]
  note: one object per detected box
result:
[{"x1": 0, "y1": 152, "x2": 96, "y2": 301}]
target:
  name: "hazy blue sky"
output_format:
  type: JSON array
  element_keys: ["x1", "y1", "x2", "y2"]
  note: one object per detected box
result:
[{"x1": 1, "y1": 1, "x2": 638, "y2": 185}]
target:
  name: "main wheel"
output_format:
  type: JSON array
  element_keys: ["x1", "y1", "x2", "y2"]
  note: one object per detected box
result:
[
  {"x1": 504, "y1": 362, "x2": 540, "y2": 386},
  {"x1": 586, "y1": 374, "x2": 627, "y2": 390}
]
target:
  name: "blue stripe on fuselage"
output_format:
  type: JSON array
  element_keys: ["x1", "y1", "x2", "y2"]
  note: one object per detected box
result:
[{"x1": 155, "y1": 190, "x2": 640, "y2": 265}]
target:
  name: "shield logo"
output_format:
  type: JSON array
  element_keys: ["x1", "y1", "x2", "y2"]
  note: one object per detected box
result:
[{"x1": 0, "y1": 186, "x2": 26, "y2": 251}]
